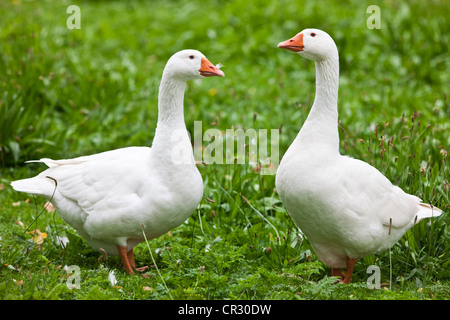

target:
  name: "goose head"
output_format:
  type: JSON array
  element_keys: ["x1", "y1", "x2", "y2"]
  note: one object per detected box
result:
[
  {"x1": 164, "y1": 49, "x2": 225, "y2": 81},
  {"x1": 277, "y1": 28, "x2": 338, "y2": 61}
]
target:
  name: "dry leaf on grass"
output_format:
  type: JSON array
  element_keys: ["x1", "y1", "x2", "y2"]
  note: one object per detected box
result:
[
  {"x1": 44, "y1": 201, "x2": 56, "y2": 212},
  {"x1": 16, "y1": 220, "x2": 25, "y2": 228}
]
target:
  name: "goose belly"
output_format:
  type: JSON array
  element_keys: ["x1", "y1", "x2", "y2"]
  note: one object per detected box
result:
[
  {"x1": 142, "y1": 173, "x2": 203, "y2": 238},
  {"x1": 79, "y1": 166, "x2": 204, "y2": 251},
  {"x1": 276, "y1": 155, "x2": 390, "y2": 267}
]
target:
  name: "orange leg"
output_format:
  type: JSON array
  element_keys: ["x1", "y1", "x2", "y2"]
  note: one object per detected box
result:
[
  {"x1": 127, "y1": 248, "x2": 149, "y2": 273},
  {"x1": 117, "y1": 245, "x2": 134, "y2": 275},
  {"x1": 343, "y1": 257, "x2": 358, "y2": 284},
  {"x1": 127, "y1": 250, "x2": 136, "y2": 269},
  {"x1": 331, "y1": 267, "x2": 343, "y2": 279},
  {"x1": 330, "y1": 258, "x2": 358, "y2": 284}
]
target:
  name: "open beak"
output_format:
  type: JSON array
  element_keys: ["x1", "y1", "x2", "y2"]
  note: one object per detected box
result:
[
  {"x1": 199, "y1": 57, "x2": 225, "y2": 77},
  {"x1": 277, "y1": 33, "x2": 304, "y2": 52}
]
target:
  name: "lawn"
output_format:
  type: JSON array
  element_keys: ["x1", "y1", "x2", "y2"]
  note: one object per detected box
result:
[{"x1": 0, "y1": 0, "x2": 449, "y2": 302}]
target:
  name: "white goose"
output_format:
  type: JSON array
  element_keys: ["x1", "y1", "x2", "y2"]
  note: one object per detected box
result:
[
  {"x1": 275, "y1": 29, "x2": 443, "y2": 283},
  {"x1": 11, "y1": 49, "x2": 224, "y2": 274}
]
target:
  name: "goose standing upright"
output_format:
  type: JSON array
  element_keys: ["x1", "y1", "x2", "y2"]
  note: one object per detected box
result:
[
  {"x1": 11, "y1": 50, "x2": 224, "y2": 274},
  {"x1": 275, "y1": 29, "x2": 443, "y2": 283}
]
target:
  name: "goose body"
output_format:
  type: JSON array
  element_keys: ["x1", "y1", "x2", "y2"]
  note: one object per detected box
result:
[
  {"x1": 276, "y1": 29, "x2": 443, "y2": 283},
  {"x1": 11, "y1": 50, "x2": 224, "y2": 274}
]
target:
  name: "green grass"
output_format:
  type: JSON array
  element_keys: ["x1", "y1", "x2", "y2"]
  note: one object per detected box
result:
[{"x1": 0, "y1": 0, "x2": 449, "y2": 300}]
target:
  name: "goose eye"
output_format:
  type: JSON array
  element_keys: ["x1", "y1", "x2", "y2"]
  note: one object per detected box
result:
[
  {"x1": 189, "y1": 55, "x2": 195, "y2": 60},
  {"x1": 310, "y1": 33, "x2": 316, "y2": 37}
]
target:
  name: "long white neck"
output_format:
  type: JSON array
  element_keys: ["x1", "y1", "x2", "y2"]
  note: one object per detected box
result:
[
  {"x1": 151, "y1": 73, "x2": 193, "y2": 165},
  {"x1": 156, "y1": 73, "x2": 187, "y2": 128},
  {"x1": 295, "y1": 55, "x2": 340, "y2": 154}
]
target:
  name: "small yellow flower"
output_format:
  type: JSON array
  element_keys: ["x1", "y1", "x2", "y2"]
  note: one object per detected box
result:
[{"x1": 28, "y1": 229, "x2": 48, "y2": 244}]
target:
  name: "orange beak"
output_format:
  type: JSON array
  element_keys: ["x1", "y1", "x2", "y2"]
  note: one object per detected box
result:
[
  {"x1": 277, "y1": 33, "x2": 304, "y2": 52},
  {"x1": 199, "y1": 57, "x2": 225, "y2": 77}
]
